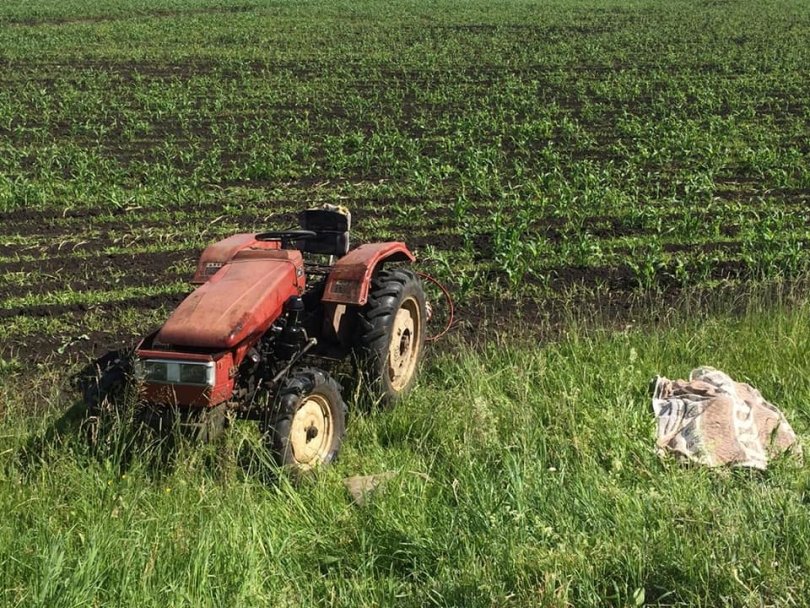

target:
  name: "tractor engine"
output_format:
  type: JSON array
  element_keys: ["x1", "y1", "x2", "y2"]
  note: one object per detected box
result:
[
  {"x1": 134, "y1": 243, "x2": 306, "y2": 410},
  {"x1": 229, "y1": 295, "x2": 314, "y2": 409}
]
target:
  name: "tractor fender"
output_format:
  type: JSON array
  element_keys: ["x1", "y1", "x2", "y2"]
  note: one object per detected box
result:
[{"x1": 322, "y1": 242, "x2": 415, "y2": 306}]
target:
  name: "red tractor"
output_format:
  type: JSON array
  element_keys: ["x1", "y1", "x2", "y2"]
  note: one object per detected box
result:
[{"x1": 83, "y1": 206, "x2": 427, "y2": 473}]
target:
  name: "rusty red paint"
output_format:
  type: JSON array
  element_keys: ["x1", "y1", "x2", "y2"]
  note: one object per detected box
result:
[
  {"x1": 134, "y1": 349, "x2": 236, "y2": 407},
  {"x1": 158, "y1": 251, "x2": 304, "y2": 349},
  {"x1": 191, "y1": 234, "x2": 283, "y2": 284},
  {"x1": 322, "y1": 242, "x2": 414, "y2": 305},
  {"x1": 135, "y1": 237, "x2": 414, "y2": 411}
]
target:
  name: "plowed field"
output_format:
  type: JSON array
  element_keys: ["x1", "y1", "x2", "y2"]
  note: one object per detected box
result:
[{"x1": 1, "y1": 0, "x2": 808, "y2": 363}]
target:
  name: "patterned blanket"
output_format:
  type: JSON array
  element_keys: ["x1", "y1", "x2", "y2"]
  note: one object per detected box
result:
[{"x1": 652, "y1": 367, "x2": 801, "y2": 469}]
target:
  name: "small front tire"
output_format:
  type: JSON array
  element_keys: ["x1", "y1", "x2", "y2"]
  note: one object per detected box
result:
[{"x1": 266, "y1": 368, "x2": 347, "y2": 473}]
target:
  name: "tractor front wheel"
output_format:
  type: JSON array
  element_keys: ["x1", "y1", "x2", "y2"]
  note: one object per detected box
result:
[
  {"x1": 355, "y1": 268, "x2": 426, "y2": 407},
  {"x1": 266, "y1": 368, "x2": 347, "y2": 473}
]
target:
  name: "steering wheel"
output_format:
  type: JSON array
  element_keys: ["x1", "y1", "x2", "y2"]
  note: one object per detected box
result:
[{"x1": 255, "y1": 230, "x2": 316, "y2": 245}]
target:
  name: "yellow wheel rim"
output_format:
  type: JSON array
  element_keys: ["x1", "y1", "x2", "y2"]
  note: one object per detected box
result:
[
  {"x1": 289, "y1": 394, "x2": 334, "y2": 468},
  {"x1": 388, "y1": 296, "x2": 422, "y2": 392}
]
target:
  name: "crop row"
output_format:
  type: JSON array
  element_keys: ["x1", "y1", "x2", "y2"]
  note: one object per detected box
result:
[{"x1": 0, "y1": 0, "x2": 808, "y2": 361}]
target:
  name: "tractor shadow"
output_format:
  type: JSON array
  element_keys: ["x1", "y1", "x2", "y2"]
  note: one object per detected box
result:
[
  {"x1": 14, "y1": 395, "x2": 180, "y2": 480},
  {"x1": 11, "y1": 352, "x2": 102, "y2": 476},
  {"x1": 15, "y1": 350, "x2": 353, "y2": 486},
  {"x1": 14, "y1": 353, "x2": 197, "y2": 480},
  {"x1": 13, "y1": 398, "x2": 89, "y2": 475},
  {"x1": 15, "y1": 396, "x2": 272, "y2": 484},
  {"x1": 15, "y1": 386, "x2": 278, "y2": 489}
]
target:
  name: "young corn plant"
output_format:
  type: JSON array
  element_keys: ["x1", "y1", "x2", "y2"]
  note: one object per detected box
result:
[{"x1": 627, "y1": 241, "x2": 669, "y2": 291}]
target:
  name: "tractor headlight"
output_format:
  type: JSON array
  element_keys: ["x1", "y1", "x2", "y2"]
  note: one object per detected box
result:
[
  {"x1": 143, "y1": 360, "x2": 168, "y2": 383},
  {"x1": 136, "y1": 359, "x2": 215, "y2": 387}
]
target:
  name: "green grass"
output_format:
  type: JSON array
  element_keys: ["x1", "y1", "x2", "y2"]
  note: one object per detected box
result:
[
  {"x1": 2, "y1": 295, "x2": 809, "y2": 607},
  {"x1": 1, "y1": 0, "x2": 809, "y2": 605}
]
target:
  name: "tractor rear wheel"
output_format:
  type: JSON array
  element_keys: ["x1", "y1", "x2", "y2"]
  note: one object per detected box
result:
[
  {"x1": 266, "y1": 368, "x2": 346, "y2": 473},
  {"x1": 355, "y1": 268, "x2": 426, "y2": 406}
]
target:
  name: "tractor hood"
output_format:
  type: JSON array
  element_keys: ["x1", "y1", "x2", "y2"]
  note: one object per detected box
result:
[{"x1": 157, "y1": 250, "x2": 304, "y2": 349}]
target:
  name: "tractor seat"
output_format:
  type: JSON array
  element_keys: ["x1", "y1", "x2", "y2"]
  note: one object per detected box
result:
[{"x1": 297, "y1": 206, "x2": 351, "y2": 258}]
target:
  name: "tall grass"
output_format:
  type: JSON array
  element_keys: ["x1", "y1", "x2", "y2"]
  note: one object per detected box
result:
[{"x1": 1, "y1": 295, "x2": 808, "y2": 607}]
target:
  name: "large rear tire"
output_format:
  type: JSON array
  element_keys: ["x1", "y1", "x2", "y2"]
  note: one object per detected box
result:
[
  {"x1": 355, "y1": 268, "x2": 427, "y2": 406},
  {"x1": 266, "y1": 368, "x2": 347, "y2": 473}
]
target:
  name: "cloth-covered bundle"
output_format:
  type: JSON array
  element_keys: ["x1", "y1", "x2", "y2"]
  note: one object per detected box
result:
[{"x1": 652, "y1": 367, "x2": 801, "y2": 469}]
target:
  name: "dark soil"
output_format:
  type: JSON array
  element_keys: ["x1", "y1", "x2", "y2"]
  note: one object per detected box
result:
[
  {"x1": 0, "y1": 291, "x2": 185, "y2": 321},
  {"x1": 0, "y1": 199, "x2": 305, "y2": 231},
  {"x1": 0, "y1": 187, "x2": 804, "y2": 375},
  {"x1": 3, "y1": 5, "x2": 256, "y2": 27},
  {"x1": 447, "y1": 277, "x2": 810, "y2": 351},
  {"x1": 0, "y1": 250, "x2": 192, "y2": 300},
  {"x1": 0, "y1": 292, "x2": 187, "y2": 365}
]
